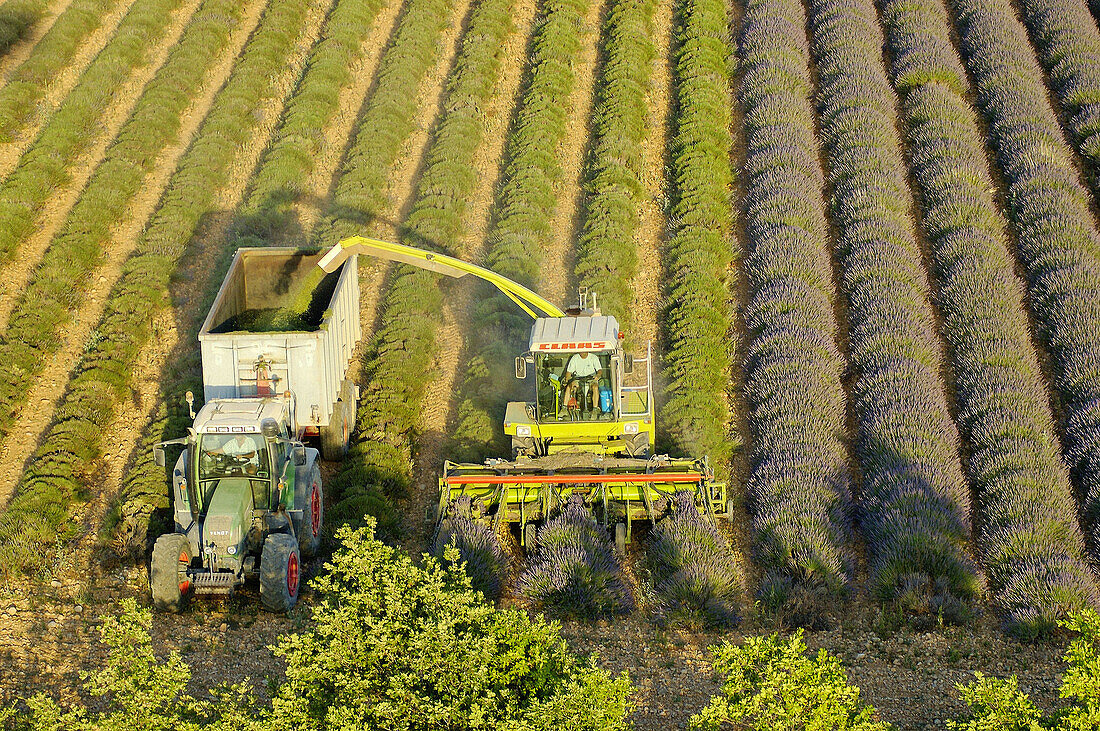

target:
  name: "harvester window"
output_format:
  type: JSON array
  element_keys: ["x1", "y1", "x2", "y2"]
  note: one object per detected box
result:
[{"x1": 536, "y1": 351, "x2": 614, "y2": 422}]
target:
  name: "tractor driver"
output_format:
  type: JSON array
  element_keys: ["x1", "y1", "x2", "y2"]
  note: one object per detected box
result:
[
  {"x1": 564, "y1": 351, "x2": 603, "y2": 414},
  {"x1": 208, "y1": 433, "x2": 264, "y2": 474}
]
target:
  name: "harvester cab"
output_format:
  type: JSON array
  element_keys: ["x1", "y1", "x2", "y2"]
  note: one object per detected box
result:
[
  {"x1": 150, "y1": 398, "x2": 323, "y2": 613},
  {"x1": 509, "y1": 299, "x2": 655, "y2": 459},
  {"x1": 319, "y1": 237, "x2": 730, "y2": 553}
]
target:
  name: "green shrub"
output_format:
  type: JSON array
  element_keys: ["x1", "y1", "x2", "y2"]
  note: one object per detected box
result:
[
  {"x1": 691, "y1": 631, "x2": 891, "y2": 731},
  {"x1": 270, "y1": 519, "x2": 634, "y2": 729},
  {"x1": 950, "y1": 609, "x2": 1100, "y2": 730},
  {"x1": 6, "y1": 519, "x2": 635, "y2": 731}
]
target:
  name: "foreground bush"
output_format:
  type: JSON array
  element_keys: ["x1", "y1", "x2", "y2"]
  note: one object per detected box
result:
[
  {"x1": 9, "y1": 519, "x2": 635, "y2": 731},
  {"x1": 950, "y1": 610, "x2": 1100, "y2": 730},
  {"x1": 690, "y1": 631, "x2": 890, "y2": 730}
]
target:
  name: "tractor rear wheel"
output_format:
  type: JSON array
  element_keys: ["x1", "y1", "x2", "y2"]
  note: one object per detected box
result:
[
  {"x1": 151, "y1": 533, "x2": 192, "y2": 612},
  {"x1": 298, "y1": 465, "x2": 323, "y2": 557},
  {"x1": 260, "y1": 534, "x2": 301, "y2": 613},
  {"x1": 320, "y1": 397, "x2": 351, "y2": 461}
]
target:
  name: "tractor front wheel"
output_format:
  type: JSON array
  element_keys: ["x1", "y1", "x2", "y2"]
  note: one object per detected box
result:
[
  {"x1": 260, "y1": 534, "x2": 301, "y2": 613},
  {"x1": 151, "y1": 533, "x2": 192, "y2": 612}
]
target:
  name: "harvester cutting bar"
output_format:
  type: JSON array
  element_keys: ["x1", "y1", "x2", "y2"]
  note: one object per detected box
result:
[
  {"x1": 443, "y1": 473, "x2": 705, "y2": 486},
  {"x1": 439, "y1": 456, "x2": 728, "y2": 532}
]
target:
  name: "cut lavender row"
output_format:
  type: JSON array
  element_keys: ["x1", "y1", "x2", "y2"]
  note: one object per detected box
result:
[
  {"x1": 737, "y1": 0, "x2": 853, "y2": 612},
  {"x1": 660, "y1": 0, "x2": 736, "y2": 462},
  {"x1": 806, "y1": 0, "x2": 978, "y2": 613},
  {"x1": 948, "y1": 0, "x2": 1100, "y2": 581},
  {"x1": 881, "y1": 0, "x2": 1094, "y2": 634}
]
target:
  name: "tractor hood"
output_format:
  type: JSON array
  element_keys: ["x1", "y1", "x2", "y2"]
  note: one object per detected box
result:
[
  {"x1": 529, "y1": 315, "x2": 619, "y2": 353},
  {"x1": 202, "y1": 478, "x2": 252, "y2": 564}
]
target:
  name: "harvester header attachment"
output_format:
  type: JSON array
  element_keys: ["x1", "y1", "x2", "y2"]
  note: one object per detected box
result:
[{"x1": 440, "y1": 455, "x2": 728, "y2": 550}]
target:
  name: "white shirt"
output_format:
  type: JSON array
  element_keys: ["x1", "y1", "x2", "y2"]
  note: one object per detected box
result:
[{"x1": 566, "y1": 352, "x2": 601, "y2": 378}]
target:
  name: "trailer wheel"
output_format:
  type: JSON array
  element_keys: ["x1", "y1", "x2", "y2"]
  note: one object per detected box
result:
[
  {"x1": 299, "y1": 466, "x2": 323, "y2": 557},
  {"x1": 151, "y1": 533, "x2": 192, "y2": 612},
  {"x1": 320, "y1": 397, "x2": 351, "y2": 461},
  {"x1": 260, "y1": 534, "x2": 300, "y2": 613},
  {"x1": 614, "y1": 523, "x2": 627, "y2": 554}
]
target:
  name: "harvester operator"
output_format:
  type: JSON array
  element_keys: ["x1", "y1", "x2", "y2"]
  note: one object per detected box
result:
[{"x1": 564, "y1": 351, "x2": 603, "y2": 414}]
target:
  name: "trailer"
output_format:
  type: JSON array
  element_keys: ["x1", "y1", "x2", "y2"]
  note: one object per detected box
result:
[{"x1": 198, "y1": 247, "x2": 360, "y2": 459}]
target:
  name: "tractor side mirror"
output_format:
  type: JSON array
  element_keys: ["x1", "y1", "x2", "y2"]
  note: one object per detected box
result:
[
  {"x1": 515, "y1": 356, "x2": 527, "y2": 380},
  {"x1": 292, "y1": 445, "x2": 307, "y2": 466},
  {"x1": 624, "y1": 354, "x2": 634, "y2": 374},
  {"x1": 153, "y1": 445, "x2": 166, "y2": 468}
]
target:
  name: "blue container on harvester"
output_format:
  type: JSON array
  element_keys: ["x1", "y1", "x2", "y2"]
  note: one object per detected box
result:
[{"x1": 599, "y1": 387, "x2": 612, "y2": 413}]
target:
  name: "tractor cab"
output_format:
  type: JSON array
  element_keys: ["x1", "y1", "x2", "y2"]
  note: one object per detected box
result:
[{"x1": 508, "y1": 310, "x2": 655, "y2": 457}]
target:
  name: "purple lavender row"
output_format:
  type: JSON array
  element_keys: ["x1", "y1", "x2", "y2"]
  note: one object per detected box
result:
[
  {"x1": 947, "y1": 0, "x2": 1100, "y2": 571},
  {"x1": 737, "y1": 0, "x2": 853, "y2": 612},
  {"x1": 518, "y1": 496, "x2": 634, "y2": 617},
  {"x1": 433, "y1": 496, "x2": 509, "y2": 601},
  {"x1": 647, "y1": 491, "x2": 740, "y2": 626},
  {"x1": 880, "y1": 0, "x2": 1096, "y2": 635},
  {"x1": 806, "y1": 0, "x2": 978, "y2": 612},
  {"x1": 1016, "y1": 0, "x2": 1100, "y2": 168}
]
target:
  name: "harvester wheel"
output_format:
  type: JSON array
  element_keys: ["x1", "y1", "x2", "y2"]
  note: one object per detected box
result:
[
  {"x1": 260, "y1": 534, "x2": 300, "y2": 613},
  {"x1": 524, "y1": 523, "x2": 537, "y2": 553},
  {"x1": 726, "y1": 499, "x2": 736, "y2": 523},
  {"x1": 614, "y1": 523, "x2": 627, "y2": 554},
  {"x1": 298, "y1": 465, "x2": 323, "y2": 557},
  {"x1": 151, "y1": 533, "x2": 192, "y2": 612}
]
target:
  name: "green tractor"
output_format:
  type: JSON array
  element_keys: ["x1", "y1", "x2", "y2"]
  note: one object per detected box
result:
[
  {"x1": 150, "y1": 399, "x2": 323, "y2": 612},
  {"x1": 150, "y1": 247, "x2": 360, "y2": 612}
]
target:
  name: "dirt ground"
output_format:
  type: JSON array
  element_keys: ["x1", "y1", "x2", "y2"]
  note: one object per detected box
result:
[{"x1": 0, "y1": 544, "x2": 1071, "y2": 730}]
